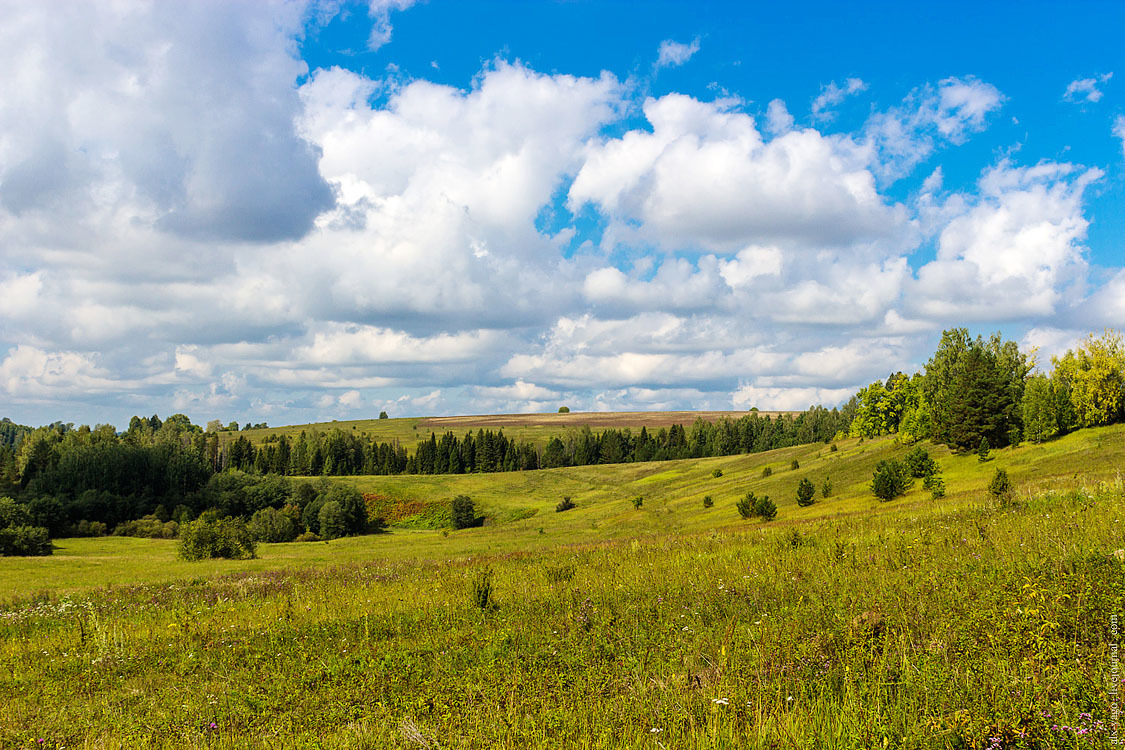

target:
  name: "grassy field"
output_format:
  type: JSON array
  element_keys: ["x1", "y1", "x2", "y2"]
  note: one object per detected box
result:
[
  {"x1": 235, "y1": 409, "x2": 792, "y2": 449},
  {"x1": 2, "y1": 427, "x2": 1123, "y2": 747}
]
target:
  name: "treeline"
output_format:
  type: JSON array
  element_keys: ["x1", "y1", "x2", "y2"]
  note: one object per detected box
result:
[
  {"x1": 217, "y1": 405, "x2": 853, "y2": 477},
  {"x1": 849, "y1": 328, "x2": 1124, "y2": 450}
]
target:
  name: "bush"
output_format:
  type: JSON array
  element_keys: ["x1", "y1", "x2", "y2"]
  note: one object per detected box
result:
[
  {"x1": 738, "y1": 492, "x2": 776, "y2": 521},
  {"x1": 294, "y1": 531, "x2": 321, "y2": 543},
  {"x1": 711, "y1": 468, "x2": 723, "y2": 478},
  {"x1": 796, "y1": 477, "x2": 816, "y2": 507},
  {"x1": 736, "y1": 494, "x2": 755, "y2": 519},
  {"x1": 631, "y1": 495, "x2": 643, "y2": 509},
  {"x1": 871, "y1": 460, "x2": 914, "y2": 501},
  {"x1": 249, "y1": 507, "x2": 297, "y2": 543},
  {"x1": 924, "y1": 473, "x2": 946, "y2": 499},
  {"x1": 556, "y1": 497, "x2": 576, "y2": 513},
  {"x1": 903, "y1": 446, "x2": 938, "y2": 478},
  {"x1": 821, "y1": 476, "x2": 833, "y2": 498},
  {"x1": 0, "y1": 526, "x2": 52, "y2": 556},
  {"x1": 114, "y1": 516, "x2": 177, "y2": 539},
  {"x1": 790, "y1": 459, "x2": 800, "y2": 470},
  {"x1": 451, "y1": 495, "x2": 478, "y2": 529},
  {"x1": 977, "y1": 436, "x2": 991, "y2": 462},
  {"x1": 470, "y1": 567, "x2": 495, "y2": 610},
  {"x1": 830, "y1": 443, "x2": 838, "y2": 452},
  {"x1": 988, "y1": 468, "x2": 1013, "y2": 503},
  {"x1": 557, "y1": 406, "x2": 570, "y2": 413},
  {"x1": 70, "y1": 519, "x2": 108, "y2": 537},
  {"x1": 179, "y1": 515, "x2": 256, "y2": 560},
  {"x1": 702, "y1": 495, "x2": 714, "y2": 508},
  {"x1": 761, "y1": 466, "x2": 773, "y2": 478}
]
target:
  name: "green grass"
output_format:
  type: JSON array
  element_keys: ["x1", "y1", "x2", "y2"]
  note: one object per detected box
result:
[{"x1": 2, "y1": 427, "x2": 1123, "y2": 748}]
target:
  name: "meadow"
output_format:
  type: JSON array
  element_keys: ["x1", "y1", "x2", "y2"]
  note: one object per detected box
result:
[{"x1": 1, "y1": 427, "x2": 1123, "y2": 748}]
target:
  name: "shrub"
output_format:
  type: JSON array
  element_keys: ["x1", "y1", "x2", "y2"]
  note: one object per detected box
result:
[
  {"x1": 761, "y1": 466, "x2": 773, "y2": 478},
  {"x1": 830, "y1": 443, "x2": 838, "y2": 452},
  {"x1": 977, "y1": 436, "x2": 991, "y2": 462},
  {"x1": 821, "y1": 476, "x2": 833, "y2": 498},
  {"x1": 318, "y1": 501, "x2": 348, "y2": 540},
  {"x1": 451, "y1": 495, "x2": 478, "y2": 529},
  {"x1": 470, "y1": 567, "x2": 495, "y2": 610},
  {"x1": 114, "y1": 515, "x2": 175, "y2": 539},
  {"x1": 702, "y1": 495, "x2": 714, "y2": 508},
  {"x1": 556, "y1": 497, "x2": 576, "y2": 513},
  {"x1": 736, "y1": 494, "x2": 755, "y2": 519},
  {"x1": 753, "y1": 495, "x2": 777, "y2": 521},
  {"x1": 711, "y1": 468, "x2": 723, "y2": 478},
  {"x1": 294, "y1": 531, "x2": 321, "y2": 543},
  {"x1": 249, "y1": 507, "x2": 297, "y2": 543},
  {"x1": 924, "y1": 473, "x2": 946, "y2": 499},
  {"x1": 631, "y1": 495, "x2": 643, "y2": 509},
  {"x1": 904, "y1": 446, "x2": 938, "y2": 478},
  {"x1": 871, "y1": 459, "x2": 913, "y2": 501},
  {"x1": 790, "y1": 459, "x2": 800, "y2": 470},
  {"x1": 557, "y1": 406, "x2": 570, "y2": 413},
  {"x1": 0, "y1": 526, "x2": 52, "y2": 556},
  {"x1": 988, "y1": 468, "x2": 1013, "y2": 504},
  {"x1": 179, "y1": 515, "x2": 256, "y2": 560},
  {"x1": 71, "y1": 519, "x2": 108, "y2": 537},
  {"x1": 796, "y1": 477, "x2": 816, "y2": 507}
]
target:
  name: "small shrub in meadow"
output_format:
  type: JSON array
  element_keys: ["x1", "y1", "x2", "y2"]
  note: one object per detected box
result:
[
  {"x1": 977, "y1": 436, "x2": 991, "y2": 462},
  {"x1": 753, "y1": 495, "x2": 777, "y2": 521},
  {"x1": 631, "y1": 495, "x2": 643, "y2": 509},
  {"x1": 821, "y1": 476, "x2": 833, "y2": 498},
  {"x1": 470, "y1": 567, "x2": 495, "y2": 610},
  {"x1": 988, "y1": 468, "x2": 1013, "y2": 504},
  {"x1": 736, "y1": 494, "x2": 755, "y2": 519},
  {"x1": 294, "y1": 530, "x2": 321, "y2": 543},
  {"x1": 711, "y1": 468, "x2": 723, "y2": 478},
  {"x1": 761, "y1": 466, "x2": 773, "y2": 478},
  {"x1": 451, "y1": 495, "x2": 477, "y2": 529},
  {"x1": 923, "y1": 473, "x2": 946, "y2": 499},
  {"x1": 830, "y1": 443, "x2": 838, "y2": 452},
  {"x1": 179, "y1": 515, "x2": 256, "y2": 560},
  {"x1": 702, "y1": 495, "x2": 714, "y2": 508},
  {"x1": 796, "y1": 478, "x2": 816, "y2": 507},
  {"x1": 556, "y1": 497, "x2": 576, "y2": 513},
  {"x1": 904, "y1": 446, "x2": 938, "y2": 478},
  {"x1": 872, "y1": 459, "x2": 913, "y2": 501},
  {"x1": 790, "y1": 459, "x2": 800, "y2": 470}
]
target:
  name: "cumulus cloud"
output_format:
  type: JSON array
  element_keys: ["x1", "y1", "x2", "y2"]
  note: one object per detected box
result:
[
  {"x1": 1063, "y1": 73, "x2": 1112, "y2": 103},
  {"x1": 367, "y1": 0, "x2": 418, "y2": 50},
  {"x1": 909, "y1": 160, "x2": 1101, "y2": 321},
  {"x1": 811, "y1": 77, "x2": 867, "y2": 120},
  {"x1": 656, "y1": 38, "x2": 700, "y2": 69}
]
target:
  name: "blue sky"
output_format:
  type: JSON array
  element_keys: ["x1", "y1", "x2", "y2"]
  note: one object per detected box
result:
[{"x1": 0, "y1": 0, "x2": 1123, "y2": 428}]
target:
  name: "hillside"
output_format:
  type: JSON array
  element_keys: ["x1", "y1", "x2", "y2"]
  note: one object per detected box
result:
[{"x1": 235, "y1": 409, "x2": 795, "y2": 449}]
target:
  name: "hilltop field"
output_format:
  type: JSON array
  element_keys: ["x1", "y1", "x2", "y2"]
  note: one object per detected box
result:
[
  {"x1": 2, "y1": 423, "x2": 1123, "y2": 748},
  {"x1": 235, "y1": 409, "x2": 793, "y2": 449}
]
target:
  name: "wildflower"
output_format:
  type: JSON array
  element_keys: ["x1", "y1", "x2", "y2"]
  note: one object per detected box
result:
[
  {"x1": 650, "y1": 728, "x2": 662, "y2": 733},
  {"x1": 711, "y1": 697, "x2": 729, "y2": 705},
  {"x1": 786, "y1": 696, "x2": 793, "y2": 702}
]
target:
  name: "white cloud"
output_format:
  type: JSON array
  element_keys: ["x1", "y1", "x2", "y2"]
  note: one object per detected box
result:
[
  {"x1": 864, "y1": 76, "x2": 1004, "y2": 180},
  {"x1": 732, "y1": 384, "x2": 856, "y2": 411},
  {"x1": 765, "y1": 99, "x2": 794, "y2": 135},
  {"x1": 1063, "y1": 73, "x2": 1112, "y2": 103},
  {"x1": 812, "y1": 77, "x2": 867, "y2": 120},
  {"x1": 656, "y1": 38, "x2": 700, "y2": 69},
  {"x1": 1114, "y1": 115, "x2": 1125, "y2": 157},
  {"x1": 367, "y1": 0, "x2": 418, "y2": 50},
  {"x1": 910, "y1": 160, "x2": 1101, "y2": 321}
]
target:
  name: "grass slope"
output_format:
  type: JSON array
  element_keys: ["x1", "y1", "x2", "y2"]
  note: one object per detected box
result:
[
  {"x1": 1, "y1": 427, "x2": 1123, "y2": 748},
  {"x1": 235, "y1": 409, "x2": 792, "y2": 449}
]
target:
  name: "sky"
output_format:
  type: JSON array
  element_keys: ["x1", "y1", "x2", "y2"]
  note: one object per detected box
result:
[{"x1": 1, "y1": 0, "x2": 1124, "y2": 429}]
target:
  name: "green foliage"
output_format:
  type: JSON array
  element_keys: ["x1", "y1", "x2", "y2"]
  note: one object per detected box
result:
[
  {"x1": 557, "y1": 406, "x2": 570, "y2": 413},
  {"x1": 821, "y1": 476, "x2": 833, "y2": 498},
  {"x1": 179, "y1": 515, "x2": 256, "y2": 560},
  {"x1": 760, "y1": 466, "x2": 772, "y2": 478},
  {"x1": 631, "y1": 495, "x2": 643, "y2": 509},
  {"x1": 829, "y1": 443, "x2": 838, "y2": 452},
  {"x1": 977, "y1": 436, "x2": 990, "y2": 462},
  {"x1": 702, "y1": 495, "x2": 713, "y2": 508},
  {"x1": 903, "y1": 446, "x2": 938, "y2": 478},
  {"x1": 871, "y1": 460, "x2": 913, "y2": 501},
  {"x1": 318, "y1": 501, "x2": 347, "y2": 539},
  {"x1": 470, "y1": 567, "x2": 495, "y2": 610},
  {"x1": 249, "y1": 507, "x2": 297, "y2": 542},
  {"x1": 114, "y1": 516, "x2": 178, "y2": 539},
  {"x1": 849, "y1": 372, "x2": 919, "y2": 438},
  {"x1": 790, "y1": 459, "x2": 799, "y2": 470},
  {"x1": 711, "y1": 468, "x2": 722, "y2": 477},
  {"x1": 294, "y1": 531, "x2": 321, "y2": 543},
  {"x1": 378, "y1": 411, "x2": 389, "y2": 420},
  {"x1": 923, "y1": 473, "x2": 946, "y2": 499},
  {"x1": 988, "y1": 468, "x2": 1013, "y2": 503},
  {"x1": 738, "y1": 492, "x2": 776, "y2": 521},
  {"x1": 735, "y1": 494, "x2": 754, "y2": 519},
  {"x1": 0, "y1": 525, "x2": 51, "y2": 556},
  {"x1": 555, "y1": 496, "x2": 576, "y2": 513},
  {"x1": 451, "y1": 495, "x2": 477, "y2": 529},
  {"x1": 796, "y1": 477, "x2": 816, "y2": 507},
  {"x1": 1051, "y1": 330, "x2": 1125, "y2": 428},
  {"x1": 0, "y1": 496, "x2": 32, "y2": 528}
]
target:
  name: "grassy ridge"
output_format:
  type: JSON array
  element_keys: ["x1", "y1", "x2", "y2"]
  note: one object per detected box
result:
[
  {"x1": 236, "y1": 409, "x2": 792, "y2": 449},
  {"x1": 1, "y1": 427, "x2": 1123, "y2": 748}
]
